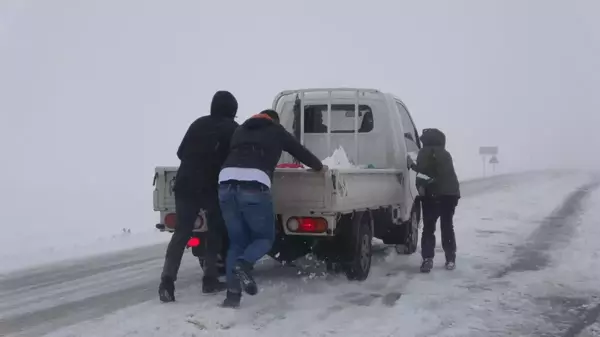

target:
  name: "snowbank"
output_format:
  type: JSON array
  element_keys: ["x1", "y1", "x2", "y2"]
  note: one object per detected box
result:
[{"x1": 0, "y1": 230, "x2": 169, "y2": 274}]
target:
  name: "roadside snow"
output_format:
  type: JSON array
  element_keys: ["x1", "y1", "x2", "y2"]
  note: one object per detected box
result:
[
  {"x1": 543, "y1": 183, "x2": 600, "y2": 292},
  {"x1": 0, "y1": 230, "x2": 169, "y2": 274},
  {"x1": 482, "y1": 179, "x2": 600, "y2": 335},
  {"x1": 41, "y1": 172, "x2": 594, "y2": 337}
]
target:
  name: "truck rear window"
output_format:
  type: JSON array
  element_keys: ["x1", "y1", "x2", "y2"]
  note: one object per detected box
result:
[{"x1": 293, "y1": 104, "x2": 374, "y2": 134}]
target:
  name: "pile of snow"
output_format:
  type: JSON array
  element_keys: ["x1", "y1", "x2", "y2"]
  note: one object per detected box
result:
[{"x1": 322, "y1": 146, "x2": 356, "y2": 169}]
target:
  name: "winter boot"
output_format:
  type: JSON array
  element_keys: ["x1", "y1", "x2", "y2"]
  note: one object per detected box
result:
[
  {"x1": 420, "y1": 258, "x2": 434, "y2": 273},
  {"x1": 158, "y1": 277, "x2": 175, "y2": 302},
  {"x1": 445, "y1": 253, "x2": 456, "y2": 270},
  {"x1": 233, "y1": 260, "x2": 258, "y2": 295},
  {"x1": 221, "y1": 291, "x2": 242, "y2": 308},
  {"x1": 202, "y1": 276, "x2": 227, "y2": 294}
]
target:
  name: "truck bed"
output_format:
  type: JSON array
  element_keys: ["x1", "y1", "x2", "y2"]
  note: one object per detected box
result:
[
  {"x1": 153, "y1": 166, "x2": 177, "y2": 212},
  {"x1": 273, "y1": 168, "x2": 404, "y2": 215},
  {"x1": 154, "y1": 166, "x2": 405, "y2": 215}
]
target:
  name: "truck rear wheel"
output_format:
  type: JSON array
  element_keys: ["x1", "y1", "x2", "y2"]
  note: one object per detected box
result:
[
  {"x1": 198, "y1": 256, "x2": 226, "y2": 276},
  {"x1": 344, "y1": 213, "x2": 372, "y2": 281}
]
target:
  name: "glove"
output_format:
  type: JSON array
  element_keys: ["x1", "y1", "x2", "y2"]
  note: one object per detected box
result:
[
  {"x1": 407, "y1": 156, "x2": 415, "y2": 169},
  {"x1": 309, "y1": 164, "x2": 328, "y2": 172}
]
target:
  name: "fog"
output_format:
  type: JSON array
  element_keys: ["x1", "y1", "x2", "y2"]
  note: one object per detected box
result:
[{"x1": 1, "y1": 0, "x2": 599, "y2": 249}]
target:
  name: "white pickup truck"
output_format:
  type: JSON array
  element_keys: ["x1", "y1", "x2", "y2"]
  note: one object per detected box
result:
[{"x1": 154, "y1": 87, "x2": 423, "y2": 281}]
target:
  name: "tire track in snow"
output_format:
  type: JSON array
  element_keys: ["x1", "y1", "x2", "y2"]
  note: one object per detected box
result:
[
  {"x1": 495, "y1": 180, "x2": 600, "y2": 278},
  {"x1": 562, "y1": 301, "x2": 600, "y2": 337},
  {"x1": 490, "y1": 176, "x2": 600, "y2": 337}
]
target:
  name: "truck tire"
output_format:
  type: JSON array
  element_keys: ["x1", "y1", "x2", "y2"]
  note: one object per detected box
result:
[
  {"x1": 198, "y1": 257, "x2": 226, "y2": 276},
  {"x1": 396, "y1": 203, "x2": 421, "y2": 255},
  {"x1": 344, "y1": 213, "x2": 372, "y2": 281},
  {"x1": 325, "y1": 260, "x2": 343, "y2": 274}
]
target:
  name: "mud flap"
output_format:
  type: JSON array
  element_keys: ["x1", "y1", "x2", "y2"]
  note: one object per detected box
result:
[
  {"x1": 380, "y1": 223, "x2": 409, "y2": 245},
  {"x1": 190, "y1": 233, "x2": 208, "y2": 258},
  {"x1": 268, "y1": 235, "x2": 313, "y2": 263}
]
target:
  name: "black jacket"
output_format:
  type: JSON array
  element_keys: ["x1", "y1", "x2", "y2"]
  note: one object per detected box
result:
[
  {"x1": 222, "y1": 115, "x2": 323, "y2": 180},
  {"x1": 173, "y1": 91, "x2": 239, "y2": 198},
  {"x1": 411, "y1": 128, "x2": 460, "y2": 197}
]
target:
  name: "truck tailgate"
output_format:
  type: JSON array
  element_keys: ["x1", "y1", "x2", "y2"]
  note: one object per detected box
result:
[
  {"x1": 273, "y1": 168, "x2": 405, "y2": 215},
  {"x1": 272, "y1": 169, "x2": 332, "y2": 213},
  {"x1": 153, "y1": 166, "x2": 178, "y2": 211}
]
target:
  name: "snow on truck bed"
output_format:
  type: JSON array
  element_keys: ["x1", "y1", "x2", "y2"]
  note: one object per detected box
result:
[{"x1": 322, "y1": 146, "x2": 355, "y2": 169}]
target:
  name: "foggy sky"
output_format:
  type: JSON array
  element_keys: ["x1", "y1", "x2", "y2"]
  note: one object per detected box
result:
[{"x1": 1, "y1": 0, "x2": 599, "y2": 244}]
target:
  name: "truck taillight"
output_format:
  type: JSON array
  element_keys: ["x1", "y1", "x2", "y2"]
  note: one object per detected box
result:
[
  {"x1": 277, "y1": 163, "x2": 304, "y2": 168},
  {"x1": 164, "y1": 213, "x2": 176, "y2": 229},
  {"x1": 187, "y1": 237, "x2": 200, "y2": 248},
  {"x1": 286, "y1": 217, "x2": 327, "y2": 233}
]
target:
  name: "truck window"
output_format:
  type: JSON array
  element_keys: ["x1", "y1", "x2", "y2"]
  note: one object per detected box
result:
[
  {"x1": 396, "y1": 102, "x2": 420, "y2": 152},
  {"x1": 293, "y1": 104, "x2": 374, "y2": 134}
]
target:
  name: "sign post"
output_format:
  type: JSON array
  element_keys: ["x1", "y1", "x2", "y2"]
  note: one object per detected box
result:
[
  {"x1": 489, "y1": 155, "x2": 499, "y2": 174},
  {"x1": 478, "y1": 146, "x2": 499, "y2": 177}
]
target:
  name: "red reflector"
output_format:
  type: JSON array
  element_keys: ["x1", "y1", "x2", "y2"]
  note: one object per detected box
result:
[
  {"x1": 164, "y1": 213, "x2": 177, "y2": 229},
  {"x1": 297, "y1": 217, "x2": 327, "y2": 233},
  {"x1": 187, "y1": 237, "x2": 200, "y2": 247},
  {"x1": 277, "y1": 163, "x2": 304, "y2": 168}
]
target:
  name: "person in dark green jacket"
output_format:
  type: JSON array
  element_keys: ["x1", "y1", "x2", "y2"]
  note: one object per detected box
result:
[{"x1": 408, "y1": 128, "x2": 460, "y2": 273}]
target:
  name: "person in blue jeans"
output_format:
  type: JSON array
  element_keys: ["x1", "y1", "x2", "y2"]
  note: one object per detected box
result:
[{"x1": 218, "y1": 109, "x2": 325, "y2": 308}]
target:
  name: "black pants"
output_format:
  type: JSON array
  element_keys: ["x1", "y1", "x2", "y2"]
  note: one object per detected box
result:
[
  {"x1": 161, "y1": 194, "x2": 226, "y2": 281},
  {"x1": 421, "y1": 196, "x2": 459, "y2": 261}
]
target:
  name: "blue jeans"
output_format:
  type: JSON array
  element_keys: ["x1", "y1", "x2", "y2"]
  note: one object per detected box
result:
[{"x1": 219, "y1": 182, "x2": 275, "y2": 292}]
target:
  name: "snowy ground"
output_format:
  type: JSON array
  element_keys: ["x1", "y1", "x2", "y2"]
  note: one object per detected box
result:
[
  {"x1": 2, "y1": 171, "x2": 599, "y2": 337},
  {"x1": 0, "y1": 229, "x2": 169, "y2": 274}
]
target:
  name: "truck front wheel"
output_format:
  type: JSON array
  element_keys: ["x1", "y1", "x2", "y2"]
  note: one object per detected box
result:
[
  {"x1": 396, "y1": 204, "x2": 421, "y2": 255},
  {"x1": 344, "y1": 213, "x2": 372, "y2": 281}
]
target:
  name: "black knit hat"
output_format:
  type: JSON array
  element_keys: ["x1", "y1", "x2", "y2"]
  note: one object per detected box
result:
[{"x1": 260, "y1": 109, "x2": 280, "y2": 123}]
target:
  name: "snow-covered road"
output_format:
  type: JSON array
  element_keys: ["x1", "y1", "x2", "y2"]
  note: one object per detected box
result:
[{"x1": 1, "y1": 172, "x2": 599, "y2": 337}]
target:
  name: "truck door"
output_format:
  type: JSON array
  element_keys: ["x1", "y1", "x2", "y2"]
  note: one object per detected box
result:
[{"x1": 395, "y1": 102, "x2": 421, "y2": 201}]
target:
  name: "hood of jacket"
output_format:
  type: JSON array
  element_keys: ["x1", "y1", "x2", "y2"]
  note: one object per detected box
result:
[
  {"x1": 210, "y1": 91, "x2": 238, "y2": 118},
  {"x1": 420, "y1": 128, "x2": 446, "y2": 148},
  {"x1": 242, "y1": 113, "x2": 276, "y2": 130}
]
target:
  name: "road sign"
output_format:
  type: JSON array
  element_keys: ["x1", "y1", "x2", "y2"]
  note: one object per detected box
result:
[
  {"x1": 479, "y1": 146, "x2": 499, "y2": 177},
  {"x1": 479, "y1": 146, "x2": 498, "y2": 155}
]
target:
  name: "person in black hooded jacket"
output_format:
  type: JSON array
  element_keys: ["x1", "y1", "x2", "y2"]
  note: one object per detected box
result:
[
  {"x1": 408, "y1": 128, "x2": 460, "y2": 273},
  {"x1": 159, "y1": 91, "x2": 239, "y2": 303},
  {"x1": 218, "y1": 109, "x2": 325, "y2": 308}
]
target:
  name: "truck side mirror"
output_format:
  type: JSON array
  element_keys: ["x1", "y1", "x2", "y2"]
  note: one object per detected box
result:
[{"x1": 404, "y1": 132, "x2": 414, "y2": 141}]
